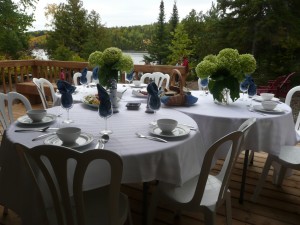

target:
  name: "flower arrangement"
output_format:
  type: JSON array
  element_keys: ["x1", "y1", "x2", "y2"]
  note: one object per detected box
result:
[
  {"x1": 195, "y1": 48, "x2": 256, "y2": 103},
  {"x1": 88, "y1": 47, "x2": 134, "y2": 87}
]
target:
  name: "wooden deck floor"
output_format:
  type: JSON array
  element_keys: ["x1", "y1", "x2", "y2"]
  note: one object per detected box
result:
[{"x1": 1, "y1": 102, "x2": 300, "y2": 225}]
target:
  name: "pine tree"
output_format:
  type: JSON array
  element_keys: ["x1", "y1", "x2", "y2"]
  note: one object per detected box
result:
[
  {"x1": 147, "y1": 0, "x2": 169, "y2": 65},
  {"x1": 169, "y1": 1, "x2": 179, "y2": 34},
  {"x1": 168, "y1": 23, "x2": 192, "y2": 65}
]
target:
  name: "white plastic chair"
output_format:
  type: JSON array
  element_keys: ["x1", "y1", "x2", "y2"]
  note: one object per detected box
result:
[
  {"x1": 284, "y1": 85, "x2": 300, "y2": 140},
  {"x1": 33, "y1": 78, "x2": 57, "y2": 109},
  {"x1": 73, "y1": 71, "x2": 92, "y2": 85},
  {"x1": 251, "y1": 86, "x2": 300, "y2": 201},
  {"x1": 147, "y1": 131, "x2": 244, "y2": 225},
  {"x1": 16, "y1": 144, "x2": 133, "y2": 225},
  {"x1": 0, "y1": 92, "x2": 32, "y2": 129},
  {"x1": 140, "y1": 72, "x2": 170, "y2": 89}
]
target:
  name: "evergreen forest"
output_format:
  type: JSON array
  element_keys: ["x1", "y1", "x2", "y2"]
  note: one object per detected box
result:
[{"x1": 1, "y1": 0, "x2": 300, "y2": 84}]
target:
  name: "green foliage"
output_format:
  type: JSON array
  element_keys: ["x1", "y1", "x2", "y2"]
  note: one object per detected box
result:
[
  {"x1": 196, "y1": 48, "x2": 256, "y2": 102},
  {"x1": 0, "y1": 0, "x2": 34, "y2": 59},
  {"x1": 88, "y1": 47, "x2": 133, "y2": 86},
  {"x1": 147, "y1": 0, "x2": 170, "y2": 64},
  {"x1": 168, "y1": 23, "x2": 193, "y2": 65}
]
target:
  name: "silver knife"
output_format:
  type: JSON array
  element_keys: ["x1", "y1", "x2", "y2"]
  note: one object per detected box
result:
[
  {"x1": 144, "y1": 136, "x2": 168, "y2": 143},
  {"x1": 32, "y1": 132, "x2": 56, "y2": 141}
]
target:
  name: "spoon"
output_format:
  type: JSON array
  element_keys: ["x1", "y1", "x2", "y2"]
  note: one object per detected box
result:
[{"x1": 99, "y1": 134, "x2": 109, "y2": 149}]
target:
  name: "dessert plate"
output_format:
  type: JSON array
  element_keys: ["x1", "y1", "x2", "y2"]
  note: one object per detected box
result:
[
  {"x1": 253, "y1": 105, "x2": 285, "y2": 114},
  {"x1": 132, "y1": 89, "x2": 148, "y2": 98},
  {"x1": 17, "y1": 114, "x2": 57, "y2": 125},
  {"x1": 129, "y1": 83, "x2": 147, "y2": 88},
  {"x1": 149, "y1": 124, "x2": 190, "y2": 138},
  {"x1": 44, "y1": 132, "x2": 94, "y2": 148}
]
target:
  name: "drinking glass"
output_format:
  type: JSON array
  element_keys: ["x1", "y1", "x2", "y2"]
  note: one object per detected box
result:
[
  {"x1": 247, "y1": 85, "x2": 257, "y2": 108},
  {"x1": 239, "y1": 83, "x2": 249, "y2": 101},
  {"x1": 200, "y1": 78, "x2": 209, "y2": 95},
  {"x1": 148, "y1": 94, "x2": 161, "y2": 125},
  {"x1": 98, "y1": 101, "x2": 113, "y2": 135},
  {"x1": 61, "y1": 93, "x2": 74, "y2": 124},
  {"x1": 80, "y1": 75, "x2": 88, "y2": 89}
]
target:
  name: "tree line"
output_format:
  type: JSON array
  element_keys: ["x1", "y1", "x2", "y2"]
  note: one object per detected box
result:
[{"x1": 1, "y1": 0, "x2": 300, "y2": 84}]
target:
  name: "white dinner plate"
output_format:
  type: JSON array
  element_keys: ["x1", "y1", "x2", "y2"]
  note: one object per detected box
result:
[
  {"x1": 129, "y1": 83, "x2": 147, "y2": 88},
  {"x1": 253, "y1": 105, "x2": 285, "y2": 114},
  {"x1": 253, "y1": 96, "x2": 280, "y2": 102},
  {"x1": 132, "y1": 89, "x2": 148, "y2": 98},
  {"x1": 149, "y1": 124, "x2": 190, "y2": 138},
  {"x1": 17, "y1": 114, "x2": 57, "y2": 125},
  {"x1": 44, "y1": 132, "x2": 94, "y2": 148}
]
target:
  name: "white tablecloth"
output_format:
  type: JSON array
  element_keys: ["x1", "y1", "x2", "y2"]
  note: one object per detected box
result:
[
  {"x1": 0, "y1": 102, "x2": 203, "y2": 225},
  {"x1": 172, "y1": 91, "x2": 297, "y2": 156}
]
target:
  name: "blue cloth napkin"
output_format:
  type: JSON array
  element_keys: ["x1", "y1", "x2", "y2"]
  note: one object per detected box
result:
[
  {"x1": 80, "y1": 67, "x2": 88, "y2": 84},
  {"x1": 241, "y1": 75, "x2": 256, "y2": 96},
  {"x1": 97, "y1": 84, "x2": 112, "y2": 117},
  {"x1": 92, "y1": 66, "x2": 99, "y2": 80},
  {"x1": 56, "y1": 80, "x2": 76, "y2": 94},
  {"x1": 126, "y1": 70, "x2": 134, "y2": 81},
  {"x1": 57, "y1": 80, "x2": 76, "y2": 108},
  {"x1": 147, "y1": 82, "x2": 161, "y2": 110}
]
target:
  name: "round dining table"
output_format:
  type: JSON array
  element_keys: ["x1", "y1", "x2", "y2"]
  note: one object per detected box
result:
[{"x1": 0, "y1": 101, "x2": 203, "y2": 225}]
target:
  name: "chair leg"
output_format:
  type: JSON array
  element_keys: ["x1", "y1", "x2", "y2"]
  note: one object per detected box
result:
[
  {"x1": 204, "y1": 208, "x2": 216, "y2": 225},
  {"x1": 251, "y1": 155, "x2": 273, "y2": 202},
  {"x1": 276, "y1": 166, "x2": 287, "y2": 186},
  {"x1": 225, "y1": 193, "x2": 232, "y2": 225},
  {"x1": 239, "y1": 149, "x2": 250, "y2": 204},
  {"x1": 142, "y1": 182, "x2": 149, "y2": 225},
  {"x1": 249, "y1": 150, "x2": 254, "y2": 165}
]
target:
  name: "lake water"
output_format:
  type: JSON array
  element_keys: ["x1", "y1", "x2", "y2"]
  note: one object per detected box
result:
[{"x1": 32, "y1": 49, "x2": 149, "y2": 65}]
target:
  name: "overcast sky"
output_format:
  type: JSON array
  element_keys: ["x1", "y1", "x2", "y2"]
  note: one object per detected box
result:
[{"x1": 30, "y1": 0, "x2": 216, "y2": 31}]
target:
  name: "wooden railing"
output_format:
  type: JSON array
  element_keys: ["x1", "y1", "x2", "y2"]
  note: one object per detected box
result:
[{"x1": 0, "y1": 60, "x2": 187, "y2": 93}]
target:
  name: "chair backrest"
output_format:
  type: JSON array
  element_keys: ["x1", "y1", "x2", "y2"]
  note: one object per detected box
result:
[
  {"x1": 33, "y1": 78, "x2": 48, "y2": 109},
  {"x1": 285, "y1": 85, "x2": 300, "y2": 131},
  {"x1": 73, "y1": 71, "x2": 93, "y2": 85},
  {"x1": 140, "y1": 72, "x2": 170, "y2": 89},
  {"x1": 237, "y1": 117, "x2": 256, "y2": 146},
  {"x1": 16, "y1": 144, "x2": 124, "y2": 225},
  {"x1": 191, "y1": 131, "x2": 244, "y2": 206},
  {"x1": 33, "y1": 78, "x2": 57, "y2": 109},
  {"x1": 0, "y1": 92, "x2": 32, "y2": 129}
]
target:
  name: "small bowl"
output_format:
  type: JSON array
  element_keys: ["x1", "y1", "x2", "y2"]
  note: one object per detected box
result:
[
  {"x1": 260, "y1": 93, "x2": 274, "y2": 101},
  {"x1": 157, "y1": 119, "x2": 178, "y2": 133},
  {"x1": 133, "y1": 80, "x2": 142, "y2": 87},
  {"x1": 26, "y1": 109, "x2": 47, "y2": 122},
  {"x1": 56, "y1": 127, "x2": 81, "y2": 144},
  {"x1": 261, "y1": 100, "x2": 278, "y2": 110}
]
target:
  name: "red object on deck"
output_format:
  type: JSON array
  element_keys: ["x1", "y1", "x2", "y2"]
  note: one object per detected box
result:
[{"x1": 256, "y1": 72, "x2": 296, "y2": 98}]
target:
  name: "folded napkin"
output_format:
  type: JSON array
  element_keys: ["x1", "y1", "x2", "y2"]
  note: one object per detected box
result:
[
  {"x1": 92, "y1": 66, "x2": 99, "y2": 80},
  {"x1": 80, "y1": 67, "x2": 88, "y2": 84},
  {"x1": 241, "y1": 75, "x2": 256, "y2": 96},
  {"x1": 126, "y1": 70, "x2": 134, "y2": 81},
  {"x1": 147, "y1": 82, "x2": 161, "y2": 110},
  {"x1": 97, "y1": 84, "x2": 112, "y2": 117},
  {"x1": 56, "y1": 80, "x2": 76, "y2": 94},
  {"x1": 57, "y1": 80, "x2": 76, "y2": 108}
]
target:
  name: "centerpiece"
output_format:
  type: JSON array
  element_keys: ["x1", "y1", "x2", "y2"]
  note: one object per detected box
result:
[
  {"x1": 88, "y1": 47, "x2": 134, "y2": 112},
  {"x1": 195, "y1": 48, "x2": 256, "y2": 104}
]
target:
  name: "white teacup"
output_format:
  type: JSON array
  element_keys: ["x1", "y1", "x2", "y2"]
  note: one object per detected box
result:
[
  {"x1": 133, "y1": 80, "x2": 142, "y2": 87},
  {"x1": 261, "y1": 100, "x2": 277, "y2": 110},
  {"x1": 56, "y1": 127, "x2": 81, "y2": 144},
  {"x1": 26, "y1": 109, "x2": 47, "y2": 122},
  {"x1": 157, "y1": 119, "x2": 178, "y2": 133}
]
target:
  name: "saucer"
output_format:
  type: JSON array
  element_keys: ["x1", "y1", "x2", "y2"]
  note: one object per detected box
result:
[
  {"x1": 253, "y1": 105, "x2": 285, "y2": 114},
  {"x1": 149, "y1": 124, "x2": 190, "y2": 138},
  {"x1": 17, "y1": 114, "x2": 57, "y2": 125},
  {"x1": 130, "y1": 83, "x2": 147, "y2": 88},
  {"x1": 44, "y1": 132, "x2": 94, "y2": 148},
  {"x1": 253, "y1": 96, "x2": 280, "y2": 102}
]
